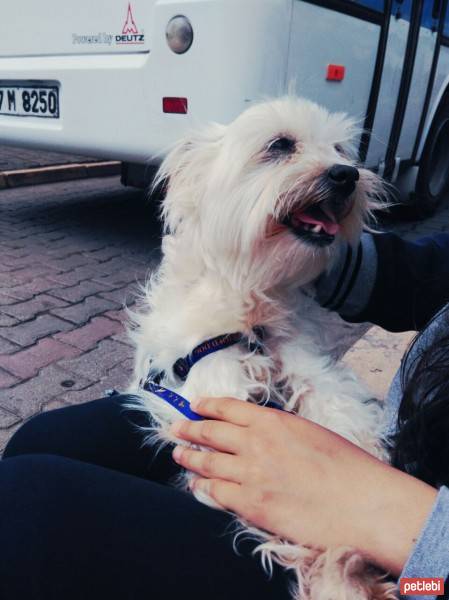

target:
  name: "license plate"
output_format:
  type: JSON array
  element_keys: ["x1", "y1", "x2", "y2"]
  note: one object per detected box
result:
[{"x1": 0, "y1": 83, "x2": 59, "y2": 118}]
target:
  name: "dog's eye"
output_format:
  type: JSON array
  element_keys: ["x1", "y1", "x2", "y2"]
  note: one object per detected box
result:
[
  {"x1": 334, "y1": 144, "x2": 345, "y2": 156},
  {"x1": 267, "y1": 136, "x2": 296, "y2": 156}
]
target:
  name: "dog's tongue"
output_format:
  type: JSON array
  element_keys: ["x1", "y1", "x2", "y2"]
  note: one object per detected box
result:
[{"x1": 295, "y1": 213, "x2": 340, "y2": 236}]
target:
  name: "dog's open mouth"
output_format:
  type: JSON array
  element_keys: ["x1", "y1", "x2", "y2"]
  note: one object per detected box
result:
[{"x1": 282, "y1": 204, "x2": 340, "y2": 247}]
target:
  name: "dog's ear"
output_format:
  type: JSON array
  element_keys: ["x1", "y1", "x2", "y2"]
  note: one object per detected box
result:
[{"x1": 154, "y1": 123, "x2": 226, "y2": 233}]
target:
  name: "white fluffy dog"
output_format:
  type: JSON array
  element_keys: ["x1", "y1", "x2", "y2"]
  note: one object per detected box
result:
[{"x1": 128, "y1": 97, "x2": 395, "y2": 600}]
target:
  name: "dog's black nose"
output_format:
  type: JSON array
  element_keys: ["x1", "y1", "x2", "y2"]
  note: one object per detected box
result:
[
  {"x1": 321, "y1": 164, "x2": 359, "y2": 221},
  {"x1": 327, "y1": 164, "x2": 359, "y2": 186}
]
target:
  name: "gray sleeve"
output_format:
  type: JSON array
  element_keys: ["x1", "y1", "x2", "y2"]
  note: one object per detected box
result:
[
  {"x1": 399, "y1": 486, "x2": 449, "y2": 600},
  {"x1": 315, "y1": 233, "x2": 378, "y2": 318}
]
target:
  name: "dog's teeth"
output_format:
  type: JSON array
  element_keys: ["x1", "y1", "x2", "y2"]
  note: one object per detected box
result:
[{"x1": 312, "y1": 224, "x2": 322, "y2": 233}]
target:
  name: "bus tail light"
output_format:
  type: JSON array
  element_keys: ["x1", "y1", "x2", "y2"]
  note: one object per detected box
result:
[{"x1": 163, "y1": 97, "x2": 188, "y2": 114}]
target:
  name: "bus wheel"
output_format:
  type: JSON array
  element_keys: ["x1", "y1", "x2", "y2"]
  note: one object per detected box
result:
[{"x1": 415, "y1": 95, "x2": 449, "y2": 217}]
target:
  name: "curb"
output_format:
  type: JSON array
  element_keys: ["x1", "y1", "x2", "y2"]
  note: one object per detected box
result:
[{"x1": 0, "y1": 161, "x2": 121, "y2": 190}]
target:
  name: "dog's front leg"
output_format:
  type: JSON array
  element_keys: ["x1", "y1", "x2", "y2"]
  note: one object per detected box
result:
[{"x1": 275, "y1": 337, "x2": 386, "y2": 458}]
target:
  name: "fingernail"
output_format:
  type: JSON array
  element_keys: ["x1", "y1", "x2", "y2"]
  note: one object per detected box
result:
[
  {"x1": 170, "y1": 421, "x2": 182, "y2": 435},
  {"x1": 190, "y1": 397, "x2": 199, "y2": 409},
  {"x1": 194, "y1": 478, "x2": 208, "y2": 492},
  {"x1": 172, "y1": 446, "x2": 183, "y2": 462}
]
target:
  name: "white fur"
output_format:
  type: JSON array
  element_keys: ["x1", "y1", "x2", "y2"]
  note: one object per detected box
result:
[{"x1": 127, "y1": 97, "x2": 396, "y2": 600}]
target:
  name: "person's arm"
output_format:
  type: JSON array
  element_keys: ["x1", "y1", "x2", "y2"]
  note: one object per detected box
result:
[
  {"x1": 169, "y1": 397, "x2": 443, "y2": 583},
  {"x1": 399, "y1": 486, "x2": 449, "y2": 600},
  {"x1": 316, "y1": 232, "x2": 449, "y2": 332}
]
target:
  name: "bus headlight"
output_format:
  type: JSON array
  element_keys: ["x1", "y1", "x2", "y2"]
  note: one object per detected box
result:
[{"x1": 166, "y1": 16, "x2": 193, "y2": 54}]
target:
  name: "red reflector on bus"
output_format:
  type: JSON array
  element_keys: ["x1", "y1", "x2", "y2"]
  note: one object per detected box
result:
[
  {"x1": 326, "y1": 65, "x2": 345, "y2": 81},
  {"x1": 163, "y1": 97, "x2": 188, "y2": 114}
]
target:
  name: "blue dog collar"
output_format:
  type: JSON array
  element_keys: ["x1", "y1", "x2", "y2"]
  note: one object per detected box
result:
[
  {"x1": 142, "y1": 381, "x2": 285, "y2": 421},
  {"x1": 141, "y1": 328, "x2": 266, "y2": 421},
  {"x1": 145, "y1": 329, "x2": 265, "y2": 387},
  {"x1": 174, "y1": 332, "x2": 247, "y2": 380},
  {"x1": 143, "y1": 380, "x2": 204, "y2": 421}
]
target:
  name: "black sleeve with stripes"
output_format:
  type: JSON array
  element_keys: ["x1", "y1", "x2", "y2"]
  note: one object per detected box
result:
[{"x1": 316, "y1": 232, "x2": 449, "y2": 332}]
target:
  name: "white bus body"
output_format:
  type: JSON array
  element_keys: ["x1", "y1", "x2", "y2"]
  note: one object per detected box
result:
[{"x1": 0, "y1": 1, "x2": 448, "y2": 211}]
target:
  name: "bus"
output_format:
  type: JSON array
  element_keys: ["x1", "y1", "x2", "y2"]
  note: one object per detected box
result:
[{"x1": 0, "y1": 0, "x2": 448, "y2": 214}]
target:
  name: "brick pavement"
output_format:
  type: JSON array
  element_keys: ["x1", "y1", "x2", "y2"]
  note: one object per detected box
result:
[
  {"x1": 0, "y1": 175, "x2": 448, "y2": 453},
  {"x1": 0, "y1": 176, "x2": 161, "y2": 451},
  {"x1": 0, "y1": 144, "x2": 101, "y2": 171}
]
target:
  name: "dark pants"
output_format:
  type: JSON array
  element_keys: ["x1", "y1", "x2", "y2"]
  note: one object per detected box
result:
[{"x1": 0, "y1": 395, "x2": 291, "y2": 600}]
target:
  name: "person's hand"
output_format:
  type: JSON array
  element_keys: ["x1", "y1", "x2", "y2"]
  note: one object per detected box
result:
[{"x1": 170, "y1": 396, "x2": 437, "y2": 575}]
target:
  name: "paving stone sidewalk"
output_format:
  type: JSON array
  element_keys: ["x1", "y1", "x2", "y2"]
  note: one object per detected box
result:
[
  {"x1": 0, "y1": 144, "x2": 102, "y2": 172},
  {"x1": 0, "y1": 176, "x2": 161, "y2": 451},
  {"x1": 0, "y1": 175, "x2": 448, "y2": 453}
]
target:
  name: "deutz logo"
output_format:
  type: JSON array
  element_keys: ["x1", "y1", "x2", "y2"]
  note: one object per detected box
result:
[{"x1": 116, "y1": 3, "x2": 145, "y2": 44}]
